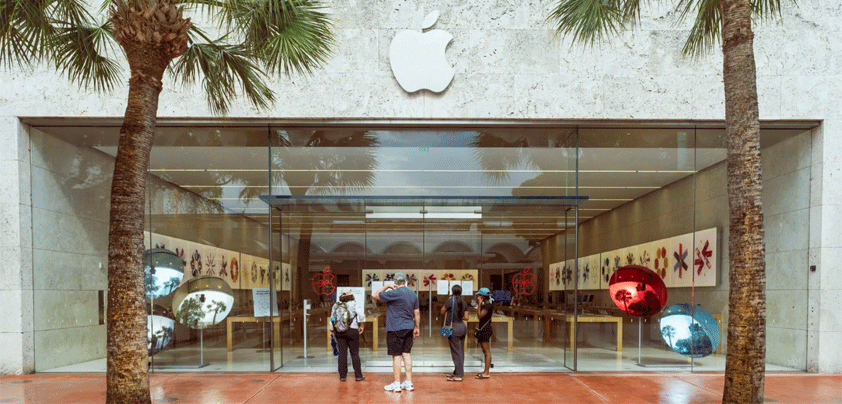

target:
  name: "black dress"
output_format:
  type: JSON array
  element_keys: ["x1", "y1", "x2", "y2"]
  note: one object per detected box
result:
[{"x1": 475, "y1": 302, "x2": 493, "y2": 343}]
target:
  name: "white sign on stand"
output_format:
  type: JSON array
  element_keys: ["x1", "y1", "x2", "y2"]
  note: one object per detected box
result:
[
  {"x1": 371, "y1": 281, "x2": 384, "y2": 291},
  {"x1": 437, "y1": 280, "x2": 450, "y2": 295},
  {"x1": 252, "y1": 288, "x2": 279, "y2": 317},
  {"x1": 461, "y1": 280, "x2": 474, "y2": 295}
]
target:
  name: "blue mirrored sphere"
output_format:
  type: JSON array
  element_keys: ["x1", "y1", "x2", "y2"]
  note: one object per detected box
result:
[{"x1": 659, "y1": 303, "x2": 721, "y2": 358}]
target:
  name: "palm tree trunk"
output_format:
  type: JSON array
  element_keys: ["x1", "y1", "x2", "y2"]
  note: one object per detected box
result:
[
  {"x1": 106, "y1": 47, "x2": 170, "y2": 404},
  {"x1": 720, "y1": 1, "x2": 766, "y2": 403}
]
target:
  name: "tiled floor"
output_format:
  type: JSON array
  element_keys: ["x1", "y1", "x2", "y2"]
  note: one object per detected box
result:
[
  {"x1": 1, "y1": 372, "x2": 840, "y2": 404},
  {"x1": 44, "y1": 319, "x2": 800, "y2": 373}
]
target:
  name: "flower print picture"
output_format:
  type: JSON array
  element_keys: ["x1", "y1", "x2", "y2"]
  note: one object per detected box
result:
[
  {"x1": 219, "y1": 255, "x2": 228, "y2": 277},
  {"x1": 190, "y1": 250, "x2": 202, "y2": 277},
  {"x1": 230, "y1": 257, "x2": 239, "y2": 283}
]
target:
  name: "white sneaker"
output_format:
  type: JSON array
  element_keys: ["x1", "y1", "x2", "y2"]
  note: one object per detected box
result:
[
  {"x1": 384, "y1": 381, "x2": 402, "y2": 392},
  {"x1": 401, "y1": 381, "x2": 414, "y2": 391}
]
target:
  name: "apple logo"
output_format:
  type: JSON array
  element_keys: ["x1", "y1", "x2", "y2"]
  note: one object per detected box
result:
[{"x1": 389, "y1": 10, "x2": 455, "y2": 93}]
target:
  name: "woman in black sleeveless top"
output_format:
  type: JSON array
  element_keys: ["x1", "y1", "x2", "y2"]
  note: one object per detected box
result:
[{"x1": 474, "y1": 287, "x2": 493, "y2": 379}]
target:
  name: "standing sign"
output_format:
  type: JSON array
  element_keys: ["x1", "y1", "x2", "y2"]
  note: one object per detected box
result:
[{"x1": 252, "y1": 288, "x2": 279, "y2": 317}]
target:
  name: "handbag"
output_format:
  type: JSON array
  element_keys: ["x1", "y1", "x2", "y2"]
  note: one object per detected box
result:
[
  {"x1": 440, "y1": 297, "x2": 455, "y2": 338},
  {"x1": 474, "y1": 303, "x2": 491, "y2": 339}
]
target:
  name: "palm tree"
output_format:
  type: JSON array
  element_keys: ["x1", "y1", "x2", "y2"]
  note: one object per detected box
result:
[
  {"x1": 1, "y1": 1, "x2": 333, "y2": 402},
  {"x1": 661, "y1": 325, "x2": 676, "y2": 348},
  {"x1": 175, "y1": 296, "x2": 205, "y2": 329},
  {"x1": 163, "y1": 276, "x2": 180, "y2": 295},
  {"x1": 546, "y1": 1, "x2": 785, "y2": 402},
  {"x1": 614, "y1": 289, "x2": 630, "y2": 314},
  {"x1": 262, "y1": 129, "x2": 379, "y2": 303},
  {"x1": 469, "y1": 129, "x2": 578, "y2": 243},
  {"x1": 144, "y1": 271, "x2": 159, "y2": 299},
  {"x1": 208, "y1": 299, "x2": 228, "y2": 326}
]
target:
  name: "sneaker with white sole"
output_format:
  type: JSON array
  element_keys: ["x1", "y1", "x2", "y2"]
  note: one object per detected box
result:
[
  {"x1": 401, "y1": 381, "x2": 414, "y2": 391},
  {"x1": 384, "y1": 381, "x2": 402, "y2": 392}
]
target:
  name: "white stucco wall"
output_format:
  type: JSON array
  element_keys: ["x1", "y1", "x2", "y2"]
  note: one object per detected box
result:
[{"x1": 1, "y1": 1, "x2": 841, "y2": 372}]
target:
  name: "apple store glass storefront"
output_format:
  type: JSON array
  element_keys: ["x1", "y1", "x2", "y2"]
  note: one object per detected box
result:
[{"x1": 28, "y1": 122, "x2": 814, "y2": 372}]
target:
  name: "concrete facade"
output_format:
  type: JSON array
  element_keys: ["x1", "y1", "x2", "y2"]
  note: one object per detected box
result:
[{"x1": 1, "y1": 1, "x2": 841, "y2": 373}]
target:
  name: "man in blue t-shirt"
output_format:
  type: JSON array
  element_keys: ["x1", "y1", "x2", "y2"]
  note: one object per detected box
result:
[{"x1": 373, "y1": 272, "x2": 420, "y2": 392}]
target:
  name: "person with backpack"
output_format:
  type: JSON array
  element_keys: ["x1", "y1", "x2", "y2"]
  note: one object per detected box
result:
[{"x1": 329, "y1": 292, "x2": 366, "y2": 381}]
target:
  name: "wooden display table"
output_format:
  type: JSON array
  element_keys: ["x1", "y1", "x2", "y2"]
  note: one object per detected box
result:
[
  {"x1": 226, "y1": 314, "x2": 292, "y2": 352},
  {"x1": 325, "y1": 312, "x2": 382, "y2": 352},
  {"x1": 545, "y1": 313, "x2": 623, "y2": 351},
  {"x1": 465, "y1": 314, "x2": 514, "y2": 352}
]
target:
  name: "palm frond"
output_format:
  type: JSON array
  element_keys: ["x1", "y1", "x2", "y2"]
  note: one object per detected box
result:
[
  {"x1": 753, "y1": 0, "x2": 784, "y2": 20},
  {"x1": 546, "y1": 0, "x2": 625, "y2": 47},
  {"x1": 52, "y1": 19, "x2": 122, "y2": 92},
  {"x1": 619, "y1": 0, "x2": 643, "y2": 24},
  {"x1": 211, "y1": 0, "x2": 334, "y2": 75},
  {"x1": 172, "y1": 28, "x2": 275, "y2": 115},
  {"x1": 1, "y1": 0, "x2": 47, "y2": 65},
  {"x1": 677, "y1": 0, "x2": 721, "y2": 58},
  {"x1": 470, "y1": 133, "x2": 529, "y2": 183}
]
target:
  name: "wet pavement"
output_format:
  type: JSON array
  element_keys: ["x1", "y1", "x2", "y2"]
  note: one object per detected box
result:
[{"x1": 1, "y1": 372, "x2": 840, "y2": 403}]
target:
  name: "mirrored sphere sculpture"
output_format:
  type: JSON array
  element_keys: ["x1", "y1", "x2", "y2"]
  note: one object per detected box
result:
[
  {"x1": 608, "y1": 265, "x2": 668, "y2": 317},
  {"x1": 147, "y1": 305, "x2": 175, "y2": 356},
  {"x1": 145, "y1": 248, "x2": 185, "y2": 300},
  {"x1": 659, "y1": 303, "x2": 721, "y2": 358},
  {"x1": 171, "y1": 276, "x2": 234, "y2": 330}
]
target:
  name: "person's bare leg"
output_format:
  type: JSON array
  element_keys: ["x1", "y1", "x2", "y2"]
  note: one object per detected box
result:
[
  {"x1": 402, "y1": 353, "x2": 413, "y2": 382},
  {"x1": 392, "y1": 355, "x2": 402, "y2": 383},
  {"x1": 481, "y1": 342, "x2": 491, "y2": 376}
]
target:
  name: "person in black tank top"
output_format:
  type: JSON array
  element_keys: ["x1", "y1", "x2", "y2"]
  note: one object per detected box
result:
[{"x1": 474, "y1": 287, "x2": 493, "y2": 379}]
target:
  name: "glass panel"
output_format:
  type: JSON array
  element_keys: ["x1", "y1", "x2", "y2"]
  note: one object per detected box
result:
[
  {"x1": 268, "y1": 126, "x2": 579, "y2": 372},
  {"x1": 146, "y1": 126, "x2": 271, "y2": 371},
  {"x1": 574, "y1": 127, "x2": 696, "y2": 371},
  {"x1": 688, "y1": 128, "x2": 812, "y2": 372}
]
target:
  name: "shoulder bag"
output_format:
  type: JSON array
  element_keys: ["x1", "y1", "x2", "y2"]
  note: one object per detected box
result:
[{"x1": 440, "y1": 297, "x2": 455, "y2": 338}]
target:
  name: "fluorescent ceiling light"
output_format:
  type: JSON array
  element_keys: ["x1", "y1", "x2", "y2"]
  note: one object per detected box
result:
[
  {"x1": 365, "y1": 212, "x2": 482, "y2": 220},
  {"x1": 366, "y1": 206, "x2": 481, "y2": 220}
]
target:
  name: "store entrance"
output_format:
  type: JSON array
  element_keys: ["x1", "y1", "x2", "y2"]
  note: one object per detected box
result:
[{"x1": 265, "y1": 195, "x2": 584, "y2": 372}]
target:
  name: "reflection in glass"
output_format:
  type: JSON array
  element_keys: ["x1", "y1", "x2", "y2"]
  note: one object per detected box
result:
[
  {"x1": 608, "y1": 265, "x2": 667, "y2": 317},
  {"x1": 144, "y1": 248, "x2": 185, "y2": 300},
  {"x1": 147, "y1": 305, "x2": 175, "y2": 356},
  {"x1": 659, "y1": 303, "x2": 721, "y2": 358},
  {"x1": 171, "y1": 276, "x2": 235, "y2": 329}
]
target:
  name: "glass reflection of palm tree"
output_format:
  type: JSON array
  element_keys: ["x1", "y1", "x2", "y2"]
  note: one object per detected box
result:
[
  {"x1": 145, "y1": 273, "x2": 160, "y2": 300},
  {"x1": 614, "y1": 289, "x2": 631, "y2": 314},
  {"x1": 208, "y1": 300, "x2": 228, "y2": 326},
  {"x1": 471, "y1": 130, "x2": 577, "y2": 241},
  {"x1": 176, "y1": 297, "x2": 206, "y2": 329},
  {"x1": 264, "y1": 130, "x2": 379, "y2": 299},
  {"x1": 163, "y1": 277, "x2": 180, "y2": 295},
  {"x1": 661, "y1": 325, "x2": 676, "y2": 348}
]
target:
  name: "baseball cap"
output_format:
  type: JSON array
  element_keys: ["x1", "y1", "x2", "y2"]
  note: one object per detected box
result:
[
  {"x1": 394, "y1": 272, "x2": 407, "y2": 282},
  {"x1": 477, "y1": 287, "x2": 491, "y2": 297}
]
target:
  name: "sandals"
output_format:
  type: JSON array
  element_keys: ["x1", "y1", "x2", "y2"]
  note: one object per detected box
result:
[
  {"x1": 446, "y1": 376, "x2": 463, "y2": 382},
  {"x1": 475, "y1": 373, "x2": 490, "y2": 379}
]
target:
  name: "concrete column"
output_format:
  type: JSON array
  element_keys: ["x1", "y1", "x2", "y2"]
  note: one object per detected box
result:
[
  {"x1": 0, "y1": 117, "x2": 34, "y2": 374},
  {"x1": 811, "y1": 120, "x2": 842, "y2": 373}
]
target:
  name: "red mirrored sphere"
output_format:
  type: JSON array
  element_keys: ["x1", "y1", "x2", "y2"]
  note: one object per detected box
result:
[{"x1": 608, "y1": 265, "x2": 668, "y2": 317}]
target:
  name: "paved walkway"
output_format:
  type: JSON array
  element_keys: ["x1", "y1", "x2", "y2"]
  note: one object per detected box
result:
[{"x1": 1, "y1": 372, "x2": 839, "y2": 403}]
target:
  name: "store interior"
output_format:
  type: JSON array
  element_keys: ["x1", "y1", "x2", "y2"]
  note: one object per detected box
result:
[{"x1": 27, "y1": 122, "x2": 815, "y2": 373}]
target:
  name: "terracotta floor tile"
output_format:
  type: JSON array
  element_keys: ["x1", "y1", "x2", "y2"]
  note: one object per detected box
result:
[
  {"x1": 573, "y1": 374, "x2": 721, "y2": 404},
  {"x1": 1, "y1": 372, "x2": 838, "y2": 404}
]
